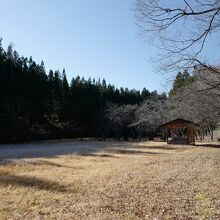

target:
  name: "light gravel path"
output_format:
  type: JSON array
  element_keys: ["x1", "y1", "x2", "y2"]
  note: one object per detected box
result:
[
  {"x1": 1, "y1": 140, "x2": 218, "y2": 162},
  {"x1": 0, "y1": 140, "x2": 108, "y2": 161}
]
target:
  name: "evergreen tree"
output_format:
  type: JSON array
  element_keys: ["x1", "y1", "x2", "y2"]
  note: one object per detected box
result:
[
  {"x1": 170, "y1": 70, "x2": 194, "y2": 96},
  {"x1": 0, "y1": 38, "x2": 166, "y2": 143}
]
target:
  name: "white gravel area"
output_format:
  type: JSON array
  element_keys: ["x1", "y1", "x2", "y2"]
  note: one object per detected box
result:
[{"x1": 0, "y1": 140, "x2": 108, "y2": 161}]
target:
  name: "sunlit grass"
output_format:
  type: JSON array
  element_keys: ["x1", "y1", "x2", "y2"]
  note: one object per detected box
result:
[{"x1": 0, "y1": 142, "x2": 220, "y2": 219}]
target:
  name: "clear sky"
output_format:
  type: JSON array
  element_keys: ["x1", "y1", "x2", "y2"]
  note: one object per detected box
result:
[{"x1": 0, "y1": 0, "x2": 164, "y2": 92}]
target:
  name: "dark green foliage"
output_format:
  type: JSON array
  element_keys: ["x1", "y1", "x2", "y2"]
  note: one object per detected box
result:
[
  {"x1": 170, "y1": 70, "x2": 194, "y2": 96},
  {"x1": 0, "y1": 40, "x2": 165, "y2": 143}
]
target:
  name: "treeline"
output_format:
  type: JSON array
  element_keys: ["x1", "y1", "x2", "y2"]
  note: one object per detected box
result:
[{"x1": 0, "y1": 40, "x2": 166, "y2": 143}]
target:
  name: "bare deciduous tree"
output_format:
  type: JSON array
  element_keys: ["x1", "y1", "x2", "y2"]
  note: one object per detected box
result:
[
  {"x1": 105, "y1": 103, "x2": 137, "y2": 140},
  {"x1": 135, "y1": 0, "x2": 220, "y2": 74},
  {"x1": 132, "y1": 69, "x2": 220, "y2": 140},
  {"x1": 131, "y1": 99, "x2": 167, "y2": 139},
  {"x1": 165, "y1": 70, "x2": 220, "y2": 139}
]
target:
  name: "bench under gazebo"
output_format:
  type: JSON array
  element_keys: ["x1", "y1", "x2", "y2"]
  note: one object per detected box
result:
[{"x1": 160, "y1": 118, "x2": 196, "y2": 145}]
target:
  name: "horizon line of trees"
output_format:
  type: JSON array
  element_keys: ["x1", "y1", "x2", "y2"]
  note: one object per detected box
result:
[
  {"x1": 1, "y1": 38, "x2": 218, "y2": 144},
  {"x1": 0, "y1": 39, "x2": 166, "y2": 143}
]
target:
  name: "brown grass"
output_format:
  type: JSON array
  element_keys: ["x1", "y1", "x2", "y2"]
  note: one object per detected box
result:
[{"x1": 0, "y1": 141, "x2": 220, "y2": 219}]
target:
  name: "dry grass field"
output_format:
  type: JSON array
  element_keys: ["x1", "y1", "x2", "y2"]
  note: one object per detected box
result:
[{"x1": 0, "y1": 141, "x2": 220, "y2": 220}]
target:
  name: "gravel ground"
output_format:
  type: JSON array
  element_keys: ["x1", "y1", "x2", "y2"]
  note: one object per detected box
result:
[{"x1": 0, "y1": 140, "x2": 116, "y2": 161}]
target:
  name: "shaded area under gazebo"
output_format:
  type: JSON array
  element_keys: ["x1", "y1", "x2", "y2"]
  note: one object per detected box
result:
[{"x1": 160, "y1": 118, "x2": 196, "y2": 145}]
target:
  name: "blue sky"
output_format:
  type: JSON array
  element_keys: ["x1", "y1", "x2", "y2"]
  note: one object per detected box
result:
[{"x1": 0, "y1": 0, "x2": 164, "y2": 92}]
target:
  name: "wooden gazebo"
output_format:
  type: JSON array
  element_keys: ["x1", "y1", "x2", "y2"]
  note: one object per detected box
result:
[{"x1": 160, "y1": 118, "x2": 196, "y2": 145}]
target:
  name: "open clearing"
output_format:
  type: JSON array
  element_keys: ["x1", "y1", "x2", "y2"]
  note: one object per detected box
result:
[{"x1": 0, "y1": 141, "x2": 220, "y2": 220}]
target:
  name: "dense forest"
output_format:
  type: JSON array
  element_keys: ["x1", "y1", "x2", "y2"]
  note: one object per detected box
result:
[
  {"x1": 1, "y1": 39, "x2": 220, "y2": 144},
  {"x1": 0, "y1": 39, "x2": 166, "y2": 143}
]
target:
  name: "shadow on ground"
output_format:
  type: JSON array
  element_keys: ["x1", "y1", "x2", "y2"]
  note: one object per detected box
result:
[
  {"x1": 111, "y1": 143, "x2": 176, "y2": 151},
  {"x1": 195, "y1": 143, "x2": 220, "y2": 148},
  {"x1": 30, "y1": 160, "x2": 75, "y2": 169},
  {"x1": 103, "y1": 148, "x2": 162, "y2": 155},
  {"x1": 0, "y1": 174, "x2": 74, "y2": 193}
]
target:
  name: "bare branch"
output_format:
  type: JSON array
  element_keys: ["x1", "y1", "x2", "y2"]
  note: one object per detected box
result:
[{"x1": 135, "y1": 0, "x2": 220, "y2": 73}]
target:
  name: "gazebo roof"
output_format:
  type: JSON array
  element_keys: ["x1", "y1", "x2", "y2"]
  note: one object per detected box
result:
[{"x1": 160, "y1": 118, "x2": 196, "y2": 129}]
